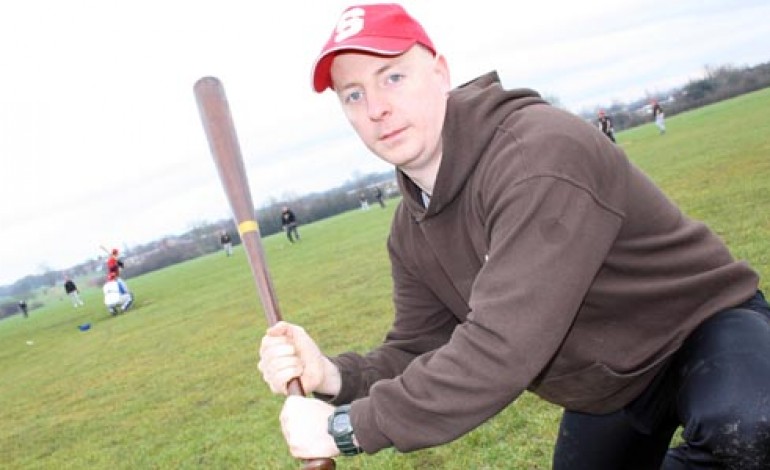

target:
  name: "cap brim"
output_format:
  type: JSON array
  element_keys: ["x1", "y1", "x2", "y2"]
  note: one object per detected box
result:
[{"x1": 311, "y1": 37, "x2": 417, "y2": 93}]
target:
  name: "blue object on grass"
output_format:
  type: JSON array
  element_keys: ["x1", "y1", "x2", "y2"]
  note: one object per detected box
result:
[{"x1": 78, "y1": 323, "x2": 91, "y2": 331}]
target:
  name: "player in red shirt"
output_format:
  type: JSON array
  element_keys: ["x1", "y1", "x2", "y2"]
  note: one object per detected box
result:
[{"x1": 106, "y1": 248, "x2": 124, "y2": 278}]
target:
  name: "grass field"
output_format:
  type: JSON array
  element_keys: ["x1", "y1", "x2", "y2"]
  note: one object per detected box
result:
[{"x1": 1, "y1": 88, "x2": 768, "y2": 469}]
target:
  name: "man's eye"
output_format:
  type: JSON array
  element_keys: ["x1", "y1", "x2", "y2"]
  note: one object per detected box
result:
[
  {"x1": 386, "y1": 73, "x2": 404, "y2": 85},
  {"x1": 345, "y1": 90, "x2": 363, "y2": 104}
]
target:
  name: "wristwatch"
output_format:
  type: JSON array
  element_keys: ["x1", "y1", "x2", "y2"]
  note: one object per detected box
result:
[{"x1": 327, "y1": 404, "x2": 363, "y2": 456}]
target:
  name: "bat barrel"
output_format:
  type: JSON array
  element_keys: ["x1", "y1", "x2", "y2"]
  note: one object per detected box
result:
[
  {"x1": 194, "y1": 76, "x2": 282, "y2": 325},
  {"x1": 194, "y1": 77, "x2": 255, "y2": 223}
]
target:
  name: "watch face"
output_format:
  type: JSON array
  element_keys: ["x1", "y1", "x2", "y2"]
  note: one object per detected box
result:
[{"x1": 333, "y1": 414, "x2": 351, "y2": 434}]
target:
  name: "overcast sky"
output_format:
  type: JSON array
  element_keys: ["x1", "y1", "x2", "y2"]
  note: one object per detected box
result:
[{"x1": 1, "y1": 0, "x2": 769, "y2": 286}]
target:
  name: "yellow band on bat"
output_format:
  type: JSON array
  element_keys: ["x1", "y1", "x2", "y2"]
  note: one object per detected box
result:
[{"x1": 238, "y1": 220, "x2": 259, "y2": 236}]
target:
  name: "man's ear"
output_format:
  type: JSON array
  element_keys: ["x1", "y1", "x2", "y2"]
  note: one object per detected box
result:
[{"x1": 433, "y1": 54, "x2": 451, "y2": 94}]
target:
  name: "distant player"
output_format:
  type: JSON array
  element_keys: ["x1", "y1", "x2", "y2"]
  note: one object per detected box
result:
[
  {"x1": 597, "y1": 110, "x2": 616, "y2": 143},
  {"x1": 373, "y1": 187, "x2": 386, "y2": 208},
  {"x1": 63, "y1": 277, "x2": 85, "y2": 307},
  {"x1": 652, "y1": 100, "x2": 666, "y2": 135},
  {"x1": 281, "y1": 206, "x2": 301, "y2": 243},
  {"x1": 106, "y1": 248, "x2": 124, "y2": 278},
  {"x1": 18, "y1": 300, "x2": 28, "y2": 318},
  {"x1": 102, "y1": 272, "x2": 133, "y2": 315},
  {"x1": 358, "y1": 192, "x2": 369, "y2": 210},
  {"x1": 220, "y1": 231, "x2": 233, "y2": 256}
]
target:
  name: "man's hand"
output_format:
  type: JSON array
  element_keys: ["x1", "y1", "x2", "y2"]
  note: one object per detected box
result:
[
  {"x1": 258, "y1": 321, "x2": 341, "y2": 395},
  {"x1": 280, "y1": 396, "x2": 340, "y2": 459}
]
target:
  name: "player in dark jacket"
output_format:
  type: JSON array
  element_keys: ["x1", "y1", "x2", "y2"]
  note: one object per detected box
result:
[
  {"x1": 281, "y1": 206, "x2": 301, "y2": 243},
  {"x1": 597, "y1": 109, "x2": 616, "y2": 142},
  {"x1": 220, "y1": 231, "x2": 233, "y2": 256},
  {"x1": 63, "y1": 277, "x2": 85, "y2": 307}
]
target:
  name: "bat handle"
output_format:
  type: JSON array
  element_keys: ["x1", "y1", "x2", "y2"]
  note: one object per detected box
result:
[{"x1": 286, "y1": 378, "x2": 337, "y2": 469}]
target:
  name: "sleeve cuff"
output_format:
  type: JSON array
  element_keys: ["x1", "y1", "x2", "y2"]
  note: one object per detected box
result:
[
  {"x1": 350, "y1": 397, "x2": 392, "y2": 454},
  {"x1": 312, "y1": 355, "x2": 362, "y2": 405}
]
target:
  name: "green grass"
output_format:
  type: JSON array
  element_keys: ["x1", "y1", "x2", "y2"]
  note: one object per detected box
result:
[
  {"x1": 1, "y1": 88, "x2": 769, "y2": 469},
  {"x1": 618, "y1": 88, "x2": 770, "y2": 278}
]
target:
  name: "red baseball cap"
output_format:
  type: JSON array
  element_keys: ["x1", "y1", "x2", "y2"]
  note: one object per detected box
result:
[{"x1": 311, "y1": 3, "x2": 436, "y2": 93}]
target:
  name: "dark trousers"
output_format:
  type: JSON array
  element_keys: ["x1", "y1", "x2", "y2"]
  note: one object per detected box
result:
[
  {"x1": 286, "y1": 223, "x2": 300, "y2": 243},
  {"x1": 553, "y1": 292, "x2": 770, "y2": 469}
]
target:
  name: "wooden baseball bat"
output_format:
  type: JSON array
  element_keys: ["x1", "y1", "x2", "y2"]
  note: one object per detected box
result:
[{"x1": 194, "y1": 76, "x2": 336, "y2": 470}]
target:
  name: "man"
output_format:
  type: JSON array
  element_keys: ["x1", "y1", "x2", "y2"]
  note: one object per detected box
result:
[
  {"x1": 358, "y1": 192, "x2": 369, "y2": 210},
  {"x1": 106, "y1": 248, "x2": 124, "y2": 278},
  {"x1": 597, "y1": 109, "x2": 616, "y2": 142},
  {"x1": 18, "y1": 300, "x2": 28, "y2": 318},
  {"x1": 103, "y1": 272, "x2": 133, "y2": 315},
  {"x1": 63, "y1": 277, "x2": 85, "y2": 307},
  {"x1": 280, "y1": 206, "x2": 301, "y2": 243},
  {"x1": 258, "y1": 4, "x2": 770, "y2": 468},
  {"x1": 652, "y1": 99, "x2": 666, "y2": 135},
  {"x1": 220, "y1": 230, "x2": 233, "y2": 256},
  {"x1": 373, "y1": 186, "x2": 386, "y2": 208}
]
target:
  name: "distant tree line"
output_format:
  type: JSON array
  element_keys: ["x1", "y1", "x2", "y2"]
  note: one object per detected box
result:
[
  {"x1": 0, "y1": 171, "x2": 396, "y2": 316},
  {"x1": 581, "y1": 61, "x2": 770, "y2": 131}
]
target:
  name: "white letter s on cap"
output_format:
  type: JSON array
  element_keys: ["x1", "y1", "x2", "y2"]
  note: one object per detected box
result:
[{"x1": 334, "y1": 7, "x2": 365, "y2": 43}]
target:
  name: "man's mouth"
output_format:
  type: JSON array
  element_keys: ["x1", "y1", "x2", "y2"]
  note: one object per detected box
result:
[{"x1": 380, "y1": 127, "x2": 406, "y2": 141}]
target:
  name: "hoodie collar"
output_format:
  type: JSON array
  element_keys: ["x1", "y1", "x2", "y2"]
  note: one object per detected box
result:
[{"x1": 398, "y1": 71, "x2": 545, "y2": 222}]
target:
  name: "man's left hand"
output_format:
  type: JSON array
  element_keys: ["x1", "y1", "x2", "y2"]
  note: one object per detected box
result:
[{"x1": 280, "y1": 396, "x2": 340, "y2": 459}]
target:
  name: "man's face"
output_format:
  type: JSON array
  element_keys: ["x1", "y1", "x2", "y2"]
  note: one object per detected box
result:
[{"x1": 330, "y1": 46, "x2": 450, "y2": 172}]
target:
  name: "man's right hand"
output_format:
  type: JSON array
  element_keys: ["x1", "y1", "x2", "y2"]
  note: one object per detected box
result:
[{"x1": 258, "y1": 321, "x2": 341, "y2": 396}]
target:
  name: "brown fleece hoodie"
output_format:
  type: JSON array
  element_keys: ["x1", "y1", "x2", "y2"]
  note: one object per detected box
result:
[{"x1": 325, "y1": 72, "x2": 759, "y2": 454}]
